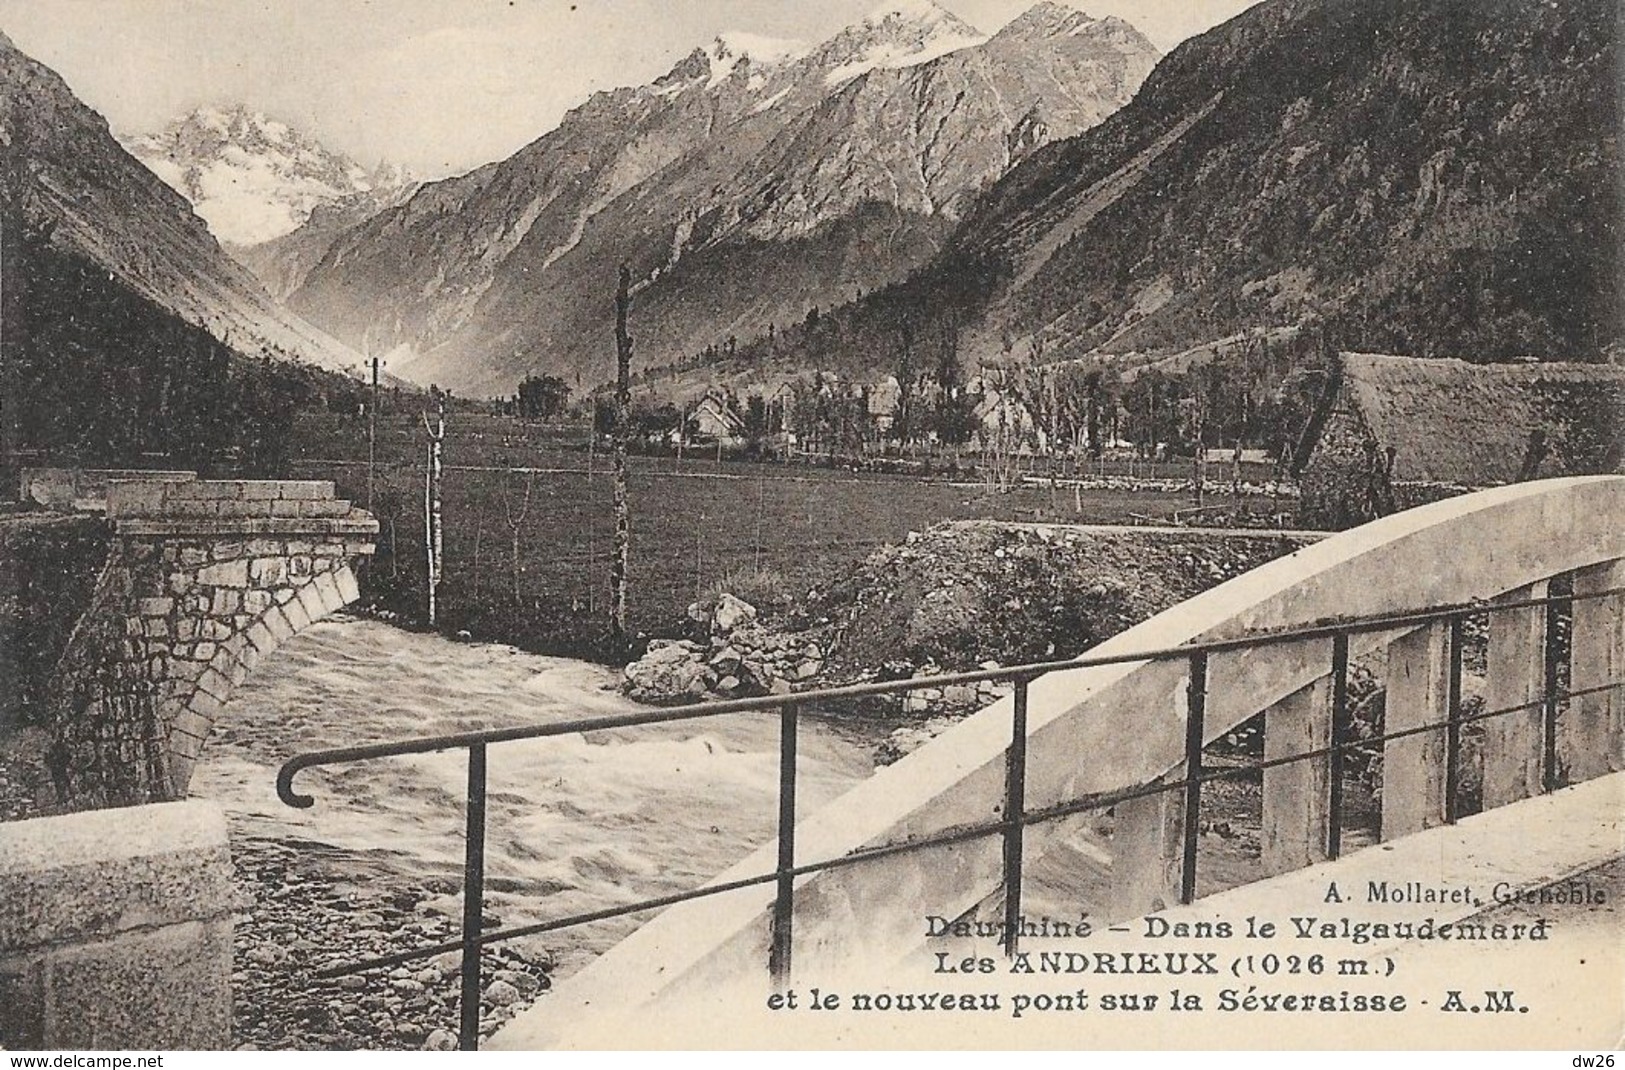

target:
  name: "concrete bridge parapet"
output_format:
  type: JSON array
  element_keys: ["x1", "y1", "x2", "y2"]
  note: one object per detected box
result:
[
  {"x1": 42, "y1": 475, "x2": 377, "y2": 808},
  {"x1": 491, "y1": 476, "x2": 1625, "y2": 1046}
]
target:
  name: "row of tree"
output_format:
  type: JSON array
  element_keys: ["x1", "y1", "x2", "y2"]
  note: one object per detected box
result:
[{"x1": 616, "y1": 330, "x2": 1330, "y2": 468}]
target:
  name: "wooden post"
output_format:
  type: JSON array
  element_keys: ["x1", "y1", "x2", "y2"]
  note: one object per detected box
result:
[
  {"x1": 610, "y1": 265, "x2": 633, "y2": 643},
  {"x1": 1566, "y1": 559, "x2": 1625, "y2": 783},
  {"x1": 1382, "y1": 622, "x2": 1451, "y2": 838},
  {"x1": 1261, "y1": 671, "x2": 1332, "y2": 875},
  {"x1": 1482, "y1": 581, "x2": 1549, "y2": 808}
]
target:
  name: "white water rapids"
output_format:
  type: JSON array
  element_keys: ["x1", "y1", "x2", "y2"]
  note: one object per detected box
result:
[{"x1": 191, "y1": 616, "x2": 876, "y2": 979}]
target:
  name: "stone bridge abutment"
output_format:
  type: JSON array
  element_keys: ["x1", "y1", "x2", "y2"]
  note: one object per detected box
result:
[{"x1": 37, "y1": 472, "x2": 376, "y2": 807}]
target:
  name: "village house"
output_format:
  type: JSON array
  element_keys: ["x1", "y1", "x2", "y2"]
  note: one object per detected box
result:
[
  {"x1": 687, "y1": 390, "x2": 747, "y2": 446},
  {"x1": 1295, "y1": 352, "x2": 1625, "y2": 528}
]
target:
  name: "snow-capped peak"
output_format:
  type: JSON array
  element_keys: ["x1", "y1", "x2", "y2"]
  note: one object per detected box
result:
[
  {"x1": 863, "y1": 0, "x2": 959, "y2": 27},
  {"x1": 705, "y1": 32, "x2": 810, "y2": 87},
  {"x1": 822, "y1": 1, "x2": 987, "y2": 87},
  {"x1": 123, "y1": 105, "x2": 411, "y2": 247},
  {"x1": 712, "y1": 32, "x2": 810, "y2": 66}
]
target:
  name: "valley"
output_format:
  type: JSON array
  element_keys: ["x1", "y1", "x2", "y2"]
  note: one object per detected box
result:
[{"x1": 1, "y1": 0, "x2": 1620, "y2": 1053}]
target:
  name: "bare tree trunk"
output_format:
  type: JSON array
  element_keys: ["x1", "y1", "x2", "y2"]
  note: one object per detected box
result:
[
  {"x1": 422, "y1": 402, "x2": 445, "y2": 627},
  {"x1": 1191, "y1": 392, "x2": 1206, "y2": 509},
  {"x1": 502, "y1": 470, "x2": 536, "y2": 602},
  {"x1": 1047, "y1": 368, "x2": 1058, "y2": 513},
  {"x1": 610, "y1": 265, "x2": 633, "y2": 644}
]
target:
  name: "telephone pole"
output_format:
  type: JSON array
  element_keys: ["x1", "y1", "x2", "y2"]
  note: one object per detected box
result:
[
  {"x1": 610, "y1": 265, "x2": 633, "y2": 644},
  {"x1": 367, "y1": 353, "x2": 381, "y2": 512}
]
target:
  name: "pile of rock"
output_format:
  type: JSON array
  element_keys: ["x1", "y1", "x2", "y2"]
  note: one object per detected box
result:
[
  {"x1": 622, "y1": 594, "x2": 828, "y2": 705},
  {"x1": 899, "y1": 661, "x2": 1011, "y2": 715}
]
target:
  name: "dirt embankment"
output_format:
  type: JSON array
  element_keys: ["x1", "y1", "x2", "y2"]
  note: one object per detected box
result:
[
  {"x1": 805, "y1": 521, "x2": 1321, "y2": 677},
  {"x1": 621, "y1": 521, "x2": 1322, "y2": 715}
]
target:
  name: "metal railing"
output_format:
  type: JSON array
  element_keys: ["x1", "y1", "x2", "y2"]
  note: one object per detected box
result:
[{"x1": 276, "y1": 581, "x2": 1624, "y2": 1049}]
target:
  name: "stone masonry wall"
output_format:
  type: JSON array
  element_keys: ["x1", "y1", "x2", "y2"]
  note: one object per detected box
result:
[
  {"x1": 0, "y1": 800, "x2": 236, "y2": 1049},
  {"x1": 42, "y1": 477, "x2": 375, "y2": 809}
]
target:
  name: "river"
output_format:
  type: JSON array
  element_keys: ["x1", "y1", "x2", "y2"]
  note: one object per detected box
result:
[{"x1": 191, "y1": 616, "x2": 877, "y2": 981}]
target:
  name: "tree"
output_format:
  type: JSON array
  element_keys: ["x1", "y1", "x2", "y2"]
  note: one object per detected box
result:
[
  {"x1": 516, "y1": 374, "x2": 571, "y2": 420},
  {"x1": 931, "y1": 341, "x2": 978, "y2": 456},
  {"x1": 743, "y1": 393, "x2": 771, "y2": 457},
  {"x1": 893, "y1": 324, "x2": 917, "y2": 445}
]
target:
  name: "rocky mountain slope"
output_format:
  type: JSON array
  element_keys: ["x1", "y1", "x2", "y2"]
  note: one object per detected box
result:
[
  {"x1": 740, "y1": 0, "x2": 1620, "y2": 381},
  {"x1": 0, "y1": 33, "x2": 365, "y2": 374},
  {"x1": 227, "y1": 181, "x2": 420, "y2": 304},
  {"x1": 286, "y1": 1, "x2": 1159, "y2": 395}
]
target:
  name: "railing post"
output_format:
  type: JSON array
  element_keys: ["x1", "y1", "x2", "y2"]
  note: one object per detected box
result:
[
  {"x1": 458, "y1": 742, "x2": 487, "y2": 1052},
  {"x1": 1326, "y1": 634, "x2": 1349, "y2": 859},
  {"x1": 1179, "y1": 652, "x2": 1207, "y2": 904},
  {"x1": 1382, "y1": 622, "x2": 1451, "y2": 838},
  {"x1": 1483, "y1": 581, "x2": 1550, "y2": 808},
  {"x1": 1261, "y1": 646, "x2": 1332, "y2": 876},
  {"x1": 769, "y1": 702, "x2": 798, "y2": 985},
  {"x1": 1001, "y1": 679, "x2": 1029, "y2": 957},
  {"x1": 1444, "y1": 615, "x2": 1465, "y2": 822},
  {"x1": 1543, "y1": 582, "x2": 1567, "y2": 793},
  {"x1": 1567, "y1": 560, "x2": 1625, "y2": 783}
]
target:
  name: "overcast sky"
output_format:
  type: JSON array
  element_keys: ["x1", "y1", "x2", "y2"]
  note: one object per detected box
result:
[{"x1": 0, "y1": 0, "x2": 1260, "y2": 178}]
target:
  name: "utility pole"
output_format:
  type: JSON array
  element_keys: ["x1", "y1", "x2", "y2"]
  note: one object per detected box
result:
[
  {"x1": 610, "y1": 265, "x2": 633, "y2": 644},
  {"x1": 367, "y1": 352, "x2": 381, "y2": 512},
  {"x1": 423, "y1": 398, "x2": 445, "y2": 628}
]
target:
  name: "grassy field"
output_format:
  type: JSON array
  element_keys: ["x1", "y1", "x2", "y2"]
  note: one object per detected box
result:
[{"x1": 289, "y1": 411, "x2": 1217, "y2": 656}]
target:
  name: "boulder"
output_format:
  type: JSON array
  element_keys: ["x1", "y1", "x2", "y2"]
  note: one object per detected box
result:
[{"x1": 711, "y1": 593, "x2": 758, "y2": 635}]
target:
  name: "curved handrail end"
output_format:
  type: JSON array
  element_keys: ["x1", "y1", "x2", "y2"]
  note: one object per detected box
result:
[{"x1": 277, "y1": 757, "x2": 317, "y2": 809}]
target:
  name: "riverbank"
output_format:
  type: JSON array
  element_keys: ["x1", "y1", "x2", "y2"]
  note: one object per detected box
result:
[{"x1": 229, "y1": 833, "x2": 552, "y2": 1050}]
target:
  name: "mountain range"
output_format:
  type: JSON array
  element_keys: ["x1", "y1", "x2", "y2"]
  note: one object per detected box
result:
[
  {"x1": 0, "y1": 32, "x2": 364, "y2": 374},
  {"x1": 715, "y1": 0, "x2": 1621, "y2": 387},
  {"x1": 7, "y1": 0, "x2": 1615, "y2": 411},
  {"x1": 280, "y1": 0, "x2": 1161, "y2": 395}
]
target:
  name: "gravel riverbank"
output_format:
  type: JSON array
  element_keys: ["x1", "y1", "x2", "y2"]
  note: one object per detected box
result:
[{"x1": 229, "y1": 832, "x2": 553, "y2": 1050}]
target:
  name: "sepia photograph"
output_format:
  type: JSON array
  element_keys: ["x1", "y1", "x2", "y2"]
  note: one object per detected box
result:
[{"x1": 0, "y1": 0, "x2": 1620, "y2": 1055}]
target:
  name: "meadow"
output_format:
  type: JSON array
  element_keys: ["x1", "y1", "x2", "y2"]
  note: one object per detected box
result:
[{"x1": 289, "y1": 411, "x2": 1207, "y2": 657}]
